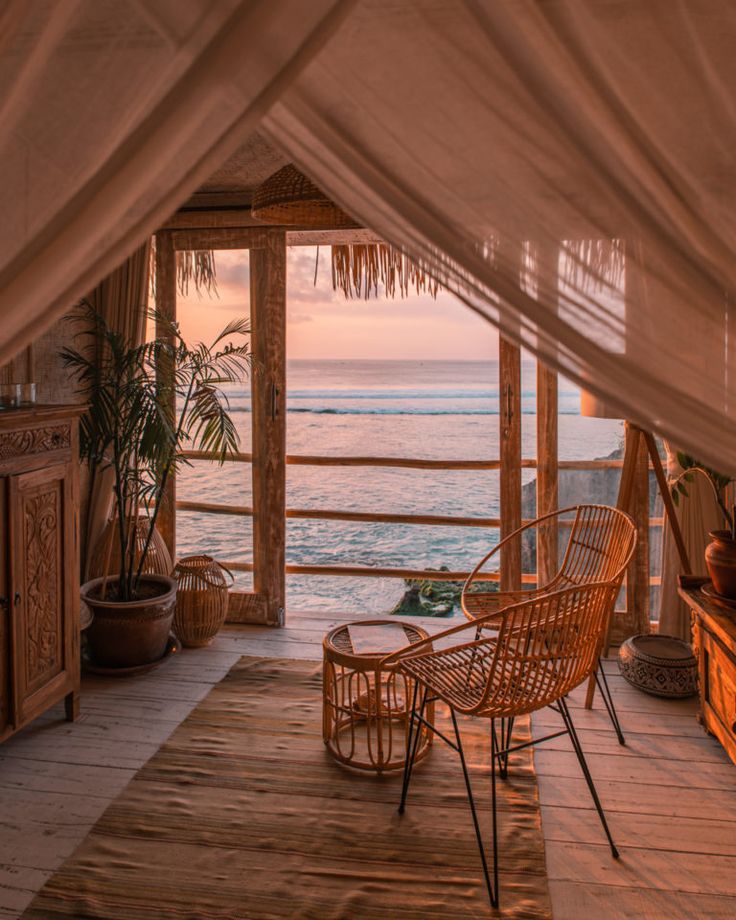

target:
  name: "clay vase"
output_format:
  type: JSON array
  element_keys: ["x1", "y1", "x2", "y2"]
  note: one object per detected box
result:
[
  {"x1": 81, "y1": 574, "x2": 177, "y2": 668},
  {"x1": 705, "y1": 530, "x2": 736, "y2": 599}
]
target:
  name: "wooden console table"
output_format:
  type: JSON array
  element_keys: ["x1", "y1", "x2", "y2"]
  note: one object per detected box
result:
[{"x1": 678, "y1": 576, "x2": 736, "y2": 766}]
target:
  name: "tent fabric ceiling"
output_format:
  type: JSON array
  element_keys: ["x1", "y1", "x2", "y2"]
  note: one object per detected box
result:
[{"x1": 1, "y1": 0, "x2": 736, "y2": 472}]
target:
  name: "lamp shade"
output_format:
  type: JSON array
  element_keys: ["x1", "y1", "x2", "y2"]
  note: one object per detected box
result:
[{"x1": 251, "y1": 164, "x2": 359, "y2": 229}]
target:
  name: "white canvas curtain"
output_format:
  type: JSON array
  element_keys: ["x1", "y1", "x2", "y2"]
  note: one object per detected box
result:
[
  {"x1": 263, "y1": 0, "x2": 736, "y2": 473},
  {"x1": 0, "y1": 0, "x2": 351, "y2": 364},
  {"x1": 2, "y1": 0, "x2": 736, "y2": 473}
]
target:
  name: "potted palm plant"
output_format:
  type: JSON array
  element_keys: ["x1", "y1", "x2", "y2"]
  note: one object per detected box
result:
[
  {"x1": 63, "y1": 301, "x2": 249, "y2": 668},
  {"x1": 671, "y1": 452, "x2": 736, "y2": 598}
]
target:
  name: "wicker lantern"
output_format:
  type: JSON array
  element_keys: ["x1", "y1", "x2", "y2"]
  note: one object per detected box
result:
[
  {"x1": 251, "y1": 164, "x2": 359, "y2": 228},
  {"x1": 173, "y1": 555, "x2": 234, "y2": 648},
  {"x1": 89, "y1": 516, "x2": 173, "y2": 580}
]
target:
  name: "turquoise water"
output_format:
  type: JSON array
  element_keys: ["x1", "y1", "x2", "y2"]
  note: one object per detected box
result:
[{"x1": 176, "y1": 359, "x2": 624, "y2": 614}]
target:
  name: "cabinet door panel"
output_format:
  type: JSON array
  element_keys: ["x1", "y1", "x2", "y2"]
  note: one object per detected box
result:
[
  {"x1": 10, "y1": 463, "x2": 73, "y2": 722},
  {"x1": 0, "y1": 477, "x2": 9, "y2": 735}
]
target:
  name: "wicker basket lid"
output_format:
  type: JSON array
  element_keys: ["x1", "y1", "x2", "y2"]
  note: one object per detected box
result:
[
  {"x1": 174, "y1": 554, "x2": 233, "y2": 589},
  {"x1": 251, "y1": 164, "x2": 359, "y2": 229}
]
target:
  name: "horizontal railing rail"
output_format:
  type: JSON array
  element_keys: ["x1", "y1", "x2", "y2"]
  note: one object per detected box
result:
[
  {"x1": 177, "y1": 450, "x2": 665, "y2": 587},
  {"x1": 218, "y1": 560, "x2": 538, "y2": 583},
  {"x1": 182, "y1": 449, "x2": 631, "y2": 471},
  {"x1": 176, "y1": 498, "x2": 664, "y2": 530}
]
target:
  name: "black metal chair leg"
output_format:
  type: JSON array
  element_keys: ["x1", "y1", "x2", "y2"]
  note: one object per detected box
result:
[
  {"x1": 494, "y1": 716, "x2": 515, "y2": 778},
  {"x1": 596, "y1": 660, "x2": 625, "y2": 745},
  {"x1": 489, "y1": 717, "x2": 500, "y2": 901},
  {"x1": 451, "y1": 710, "x2": 498, "y2": 909},
  {"x1": 558, "y1": 696, "x2": 620, "y2": 859},
  {"x1": 398, "y1": 683, "x2": 426, "y2": 815}
]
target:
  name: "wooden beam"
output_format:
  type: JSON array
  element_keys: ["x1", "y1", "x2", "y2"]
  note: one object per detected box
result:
[
  {"x1": 220, "y1": 559, "x2": 538, "y2": 583},
  {"x1": 644, "y1": 429, "x2": 691, "y2": 574},
  {"x1": 499, "y1": 335, "x2": 522, "y2": 590},
  {"x1": 154, "y1": 232, "x2": 177, "y2": 559},
  {"x1": 536, "y1": 242, "x2": 559, "y2": 586},
  {"x1": 628, "y1": 428, "x2": 651, "y2": 637},
  {"x1": 250, "y1": 231, "x2": 287, "y2": 626},
  {"x1": 181, "y1": 448, "x2": 628, "y2": 471},
  {"x1": 610, "y1": 422, "x2": 650, "y2": 646},
  {"x1": 161, "y1": 209, "x2": 377, "y2": 246},
  {"x1": 182, "y1": 450, "x2": 507, "y2": 469},
  {"x1": 176, "y1": 498, "x2": 502, "y2": 529},
  {"x1": 172, "y1": 228, "x2": 271, "y2": 252}
]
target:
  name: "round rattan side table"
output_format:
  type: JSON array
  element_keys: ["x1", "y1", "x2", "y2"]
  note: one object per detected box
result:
[{"x1": 323, "y1": 619, "x2": 434, "y2": 773}]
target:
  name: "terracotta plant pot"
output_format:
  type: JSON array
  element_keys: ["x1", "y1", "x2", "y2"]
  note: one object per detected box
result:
[
  {"x1": 705, "y1": 530, "x2": 736, "y2": 599},
  {"x1": 81, "y1": 575, "x2": 177, "y2": 669}
]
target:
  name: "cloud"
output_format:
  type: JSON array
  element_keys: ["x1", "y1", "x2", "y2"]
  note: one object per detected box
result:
[
  {"x1": 287, "y1": 312, "x2": 313, "y2": 325},
  {"x1": 287, "y1": 246, "x2": 339, "y2": 306},
  {"x1": 216, "y1": 261, "x2": 249, "y2": 287}
]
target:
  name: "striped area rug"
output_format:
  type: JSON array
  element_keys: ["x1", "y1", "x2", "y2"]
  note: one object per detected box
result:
[{"x1": 23, "y1": 657, "x2": 551, "y2": 919}]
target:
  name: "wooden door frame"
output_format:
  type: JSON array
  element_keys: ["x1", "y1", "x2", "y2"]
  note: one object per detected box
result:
[{"x1": 154, "y1": 228, "x2": 287, "y2": 627}]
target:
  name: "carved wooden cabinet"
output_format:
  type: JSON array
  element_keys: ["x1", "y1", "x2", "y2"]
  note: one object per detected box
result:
[
  {"x1": 678, "y1": 578, "x2": 736, "y2": 767},
  {"x1": 0, "y1": 406, "x2": 82, "y2": 743}
]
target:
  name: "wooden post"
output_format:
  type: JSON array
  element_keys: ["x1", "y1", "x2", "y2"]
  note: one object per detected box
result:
[
  {"x1": 609, "y1": 421, "x2": 650, "y2": 645},
  {"x1": 536, "y1": 242, "x2": 559, "y2": 586},
  {"x1": 154, "y1": 232, "x2": 177, "y2": 560},
  {"x1": 499, "y1": 336, "x2": 522, "y2": 591},
  {"x1": 250, "y1": 231, "x2": 286, "y2": 626},
  {"x1": 628, "y1": 426, "x2": 651, "y2": 637}
]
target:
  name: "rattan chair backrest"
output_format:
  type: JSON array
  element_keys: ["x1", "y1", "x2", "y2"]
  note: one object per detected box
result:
[
  {"x1": 553, "y1": 504, "x2": 636, "y2": 589},
  {"x1": 475, "y1": 581, "x2": 618, "y2": 717}
]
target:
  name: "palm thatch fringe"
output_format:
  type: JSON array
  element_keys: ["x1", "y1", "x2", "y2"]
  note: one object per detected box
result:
[
  {"x1": 561, "y1": 238, "x2": 625, "y2": 291},
  {"x1": 331, "y1": 244, "x2": 440, "y2": 300},
  {"x1": 148, "y1": 240, "x2": 218, "y2": 299},
  {"x1": 176, "y1": 249, "x2": 218, "y2": 297}
]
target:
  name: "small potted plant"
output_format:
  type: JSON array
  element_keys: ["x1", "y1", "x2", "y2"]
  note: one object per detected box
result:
[
  {"x1": 671, "y1": 452, "x2": 736, "y2": 598},
  {"x1": 62, "y1": 301, "x2": 249, "y2": 668}
]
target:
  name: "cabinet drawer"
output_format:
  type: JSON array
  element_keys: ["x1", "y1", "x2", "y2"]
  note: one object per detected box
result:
[{"x1": 0, "y1": 423, "x2": 71, "y2": 467}]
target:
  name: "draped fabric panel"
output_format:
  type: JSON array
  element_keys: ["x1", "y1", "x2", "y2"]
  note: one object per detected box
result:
[
  {"x1": 263, "y1": 0, "x2": 736, "y2": 473},
  {"x1": 658, "y1": 445, "x2": 722, "y2": 640},
  {"x1": 0, "y1": 0, "x2": 352, "y2": 366},
  {"x1": 2, "y1": 0, "x2": 736, "y2": 473},
  {"x1": 82, "y1": 242, "x2": 151, "y2": 579}
]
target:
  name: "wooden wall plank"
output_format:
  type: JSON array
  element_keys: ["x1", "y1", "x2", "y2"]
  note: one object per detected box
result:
[{"x1": 250, "y1": 231, "x2": 287, "y2": 626}]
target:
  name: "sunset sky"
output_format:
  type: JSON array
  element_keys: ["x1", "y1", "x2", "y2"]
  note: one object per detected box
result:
[{"x1": 177, "y1": 247, "x2": 499, "y2": 359}]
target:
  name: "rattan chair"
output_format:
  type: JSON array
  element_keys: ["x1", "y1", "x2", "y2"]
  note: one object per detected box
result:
[
  {"x1": 382, "y1": 520, "x2": 635, "y2": 909},
  {"x1": 462, "y1": 504, "x2": 636, "y2": 745}
]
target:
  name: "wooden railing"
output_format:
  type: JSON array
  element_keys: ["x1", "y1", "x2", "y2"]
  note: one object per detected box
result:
[{"x1": 177, "y1": 450, "x2": 662, "y2": 585}]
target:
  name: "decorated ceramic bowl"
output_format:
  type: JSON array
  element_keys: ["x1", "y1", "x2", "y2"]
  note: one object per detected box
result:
[{"x1": 618, "y1": 634, "x2": 698, "y2": 699}]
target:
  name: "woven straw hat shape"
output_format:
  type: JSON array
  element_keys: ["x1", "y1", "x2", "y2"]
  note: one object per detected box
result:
[{"x1": 251, "y1": 164, "x2": 358, "y2": 228}]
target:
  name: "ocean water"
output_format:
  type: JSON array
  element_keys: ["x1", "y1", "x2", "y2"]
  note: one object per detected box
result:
[{"x1": 176, "y1": 360, "x2": 624, "y2": 614}]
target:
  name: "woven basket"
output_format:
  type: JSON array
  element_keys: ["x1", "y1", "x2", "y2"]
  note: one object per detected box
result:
[
  {"x1": 173, "y1": 555, "x2": 234, "y2": 648},
  {"x1": 89, "y1": 516, "x2": 173, "y2": 580},
  {"x1": 251, "y1": 164, "x2": 359, "y2": 229}
]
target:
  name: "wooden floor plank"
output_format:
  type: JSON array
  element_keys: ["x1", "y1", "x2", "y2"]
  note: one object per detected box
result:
[
  {"x1": 540, "y1": 804, "x2": 736, "y2": 856},
  {"x1": 545, "y1": 839, "x2": 736, "y2": 896},
  {"x1": 548, "y1": 880, "x2": 736, "y2": 920},
  {"x1": 0, "y1": 612, "x2": 733, "y2": 920}
]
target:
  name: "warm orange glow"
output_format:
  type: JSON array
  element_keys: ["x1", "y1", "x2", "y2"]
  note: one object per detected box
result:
[{"x1": 176, "y1": 247, "x2": 499, "y2": 358}]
